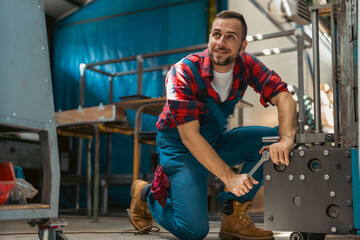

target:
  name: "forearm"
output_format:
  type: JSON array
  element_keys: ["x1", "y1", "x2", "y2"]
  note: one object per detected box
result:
[
  {"x1": 273, "y1": 92, "x2": 297, "y2": 144},
  {"x1": 177, "y1": 120, "x2": 234, "y2": 184}
]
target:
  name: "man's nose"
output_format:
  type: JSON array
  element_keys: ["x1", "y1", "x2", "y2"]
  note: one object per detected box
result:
[{"x1": 217, "y1": 36, "x2": 226, "y2": 48}]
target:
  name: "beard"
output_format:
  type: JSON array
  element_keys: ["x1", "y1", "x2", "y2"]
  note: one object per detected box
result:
[
  {"x1": 209, "y1": 44, "x2": 242, "y2": 67},
  {"x1": 209, "y1": 51, "x2": 236, "y2": 66}
]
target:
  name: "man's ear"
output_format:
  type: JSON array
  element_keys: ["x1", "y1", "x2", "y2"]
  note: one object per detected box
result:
[{"x1": 240, "y1": 40, "x2": 248, "y2": 54}]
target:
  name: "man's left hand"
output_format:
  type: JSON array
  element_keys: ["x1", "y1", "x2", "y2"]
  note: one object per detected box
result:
[{"x1": 259, "y1": 140, "x2": 293, "y2": 166}]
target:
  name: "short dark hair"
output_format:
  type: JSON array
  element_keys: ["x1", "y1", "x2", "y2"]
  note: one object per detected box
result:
[{"x1": 213, "y1": 10, "x2": 247, "y2": 41}]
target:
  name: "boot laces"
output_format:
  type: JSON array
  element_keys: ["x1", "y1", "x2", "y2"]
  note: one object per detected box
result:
[{"x1": 234, "y1": 202, "x2": 254, "y2": 226}]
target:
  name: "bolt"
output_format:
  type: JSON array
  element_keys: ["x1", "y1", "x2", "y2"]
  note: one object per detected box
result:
[
  {"x1": 335, "y1": 162, "x2": 341, "y2": 169},
  {"x1": 346, "y1": 175, "x2": 352, "y2": 182},
  {"x1": 267, "y1": 215, "x2": 274, "y2": 222},
  {"x1": 41, "y1": 46, "x2": 45, "y2": 50},
  {"x1": 324, "y1": 174, "x2": 330, "y2": 181},
  {"x1": 323, "y1": 150, "x2": 329, "y2": 156},
  {"x1": 300, "y1": 174, "x2": 305, "y2": 181},
  {"x1": 331, "y1": 227, "x2": 337, "y2": 233},
  {"x1": 266, "y1": 175, "x2": 271, "y2": 181},
  {"x1": 326, "y1": 134, "x2": 334, "y2": 142},
  {"x1": 299, "y1": 151, "x2": 305, "y2": 157},
  {"x1": 49, "y1": 119, "x2": 52, "y2": 123},
  {"x1": 345, "y1": 151, "x2": 351, "y2": 157},
  {"x1": 330, "y1": 191, "x2": 336, "y2": 197},
  {"x1": 38, "y1": 5, "x2": 41, "y2": 8},
  {"x1": 290, "y1": 151, "x2": 294, "y2": 157},
  {"x1": 348, "y1": 225, "x2": 353, "y2": 232},
  {"x1": 289, "y1": 175, "x2": 294, "y2": 181},
  {"x1": 45, "y1": 79, "x2": 48, "y2": 83},
  {"x1": 347, "y1": 200, "x2": 353, "y2": 206},
  {"x1": 12, "y1": 112, "x2": 16, "y2": 116}
]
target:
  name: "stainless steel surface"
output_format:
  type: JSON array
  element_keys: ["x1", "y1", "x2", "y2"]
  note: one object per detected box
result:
[
  {"x1": 311, "y1": 8, "x2": 322, "y2": 134},
  {"x1": 296, "y1": 29, "x2": 305, "y2": 134},
  {"x1": 0, "y1": 0, "x2": 59, "y2": 220}
]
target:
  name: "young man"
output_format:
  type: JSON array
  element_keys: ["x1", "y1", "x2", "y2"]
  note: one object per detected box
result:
[{"x1": 129, "y1": 10, "x2": 296, "y2": 240}]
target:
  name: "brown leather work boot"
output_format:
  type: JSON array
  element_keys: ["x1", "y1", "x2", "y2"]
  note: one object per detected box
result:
[
  {"x1": 129, "y1": 180, "x2": 153, "y2": 233},
  {"x1": 219, "y1": 201, "x2": 274, "y2": 240}
]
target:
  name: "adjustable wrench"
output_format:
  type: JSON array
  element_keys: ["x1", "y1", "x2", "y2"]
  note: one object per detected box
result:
[{"x1": 247, "y1": 150, "x2": 271, "y2": 178}]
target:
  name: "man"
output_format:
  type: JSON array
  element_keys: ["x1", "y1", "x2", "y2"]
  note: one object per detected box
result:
[{"x1": 129, "y1": 10, "x2": 296, "y2": 240}]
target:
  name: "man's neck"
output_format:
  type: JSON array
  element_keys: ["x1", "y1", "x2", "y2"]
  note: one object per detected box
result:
[{"x1": 212, "y1": 62, "x2": 234, "y2": 73}]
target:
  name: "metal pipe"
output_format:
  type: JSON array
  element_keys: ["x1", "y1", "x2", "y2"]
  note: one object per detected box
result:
[
  {"x1": 108, "y1": 76, "x2": 113, "y2": 104},
  {"x1": 137, "y1": 55, "x2": 143, "y2": 95},
  {"x1": 331, "y1": 4, "x2": 339, "y2": 147},
  {"x1": 296, "y1": 29, "x2": 305, "y2": 134},
  {"x1": 133, "y1": 102, "x2": 164, "y2": 181},
  {"x1": 90, "y1": 124, "x2": 100, "y2": 222},
  {"x1": 79, "y1": 64, "x2": 86, "y2": 107},
  {"x1": 87, "y1": 67, "x2": 113, "y2": 76},
  {"x1": 311, "y1": 9, "x2": 322, "y2": 133},
  {"x1": 86, "y1": 138, "x2": 92, "y2": 218},
  {"x1": 252, "y1": 45, "x2": 311, "y2": 57}
]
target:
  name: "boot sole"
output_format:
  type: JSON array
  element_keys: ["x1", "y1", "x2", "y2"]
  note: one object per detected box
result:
[
  {"x1": 219, "y1": 230, "x2": 274, "y2": 240},
  {"x1": 129, "y1": 180, "x2": 151, "y2": 233}
]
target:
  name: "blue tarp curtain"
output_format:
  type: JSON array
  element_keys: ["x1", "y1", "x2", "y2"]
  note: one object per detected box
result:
[{"x1": 53, "y1": 0, "x2": 209, "y2": 208}]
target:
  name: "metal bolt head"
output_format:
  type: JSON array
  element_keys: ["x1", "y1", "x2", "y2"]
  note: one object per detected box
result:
[
  {"x1": 330, "y1": 191, "x2": 336, "y2": 197},
  {"x1": 323, "y1": 150, "x2": 329, "y2": 156},
  {"x1": 299, "y1": 151, "x2": 305, "y2": 157},
  {"x1": 266, "y1": 175, "x2": 271, "y2": 181},
  {"x1": 345, "y1": 151, "x2": 351, "y2": 157},
  {"x1": 289, "y1": 175, "x2": 294, "y2": 181},
  {"x1": 49, "y1": 119, "x2": 52, "y2": 123},
  {"x1": 300, "y1": 174, "x2": 305, "y2": 181},
  {"x1": 324, "y1": 174, "x2": 330, "y2": 181},
  {"x1": 347, "y1": 200, "x2": 353, "y2": 206},
  {"x1": 346, "y1": 175, "x2": 352, "y2": 182},
  {"x1": 348, "y1": 225, "x2": 353, "y2": 232},
  {"x1": 331, "y1": 227, "x2": 337, "y2": 233},
  {"x1": 12, "y1": 112, "x2": 16, "y2": 116},
  {"x1": 267, "y1": 215, "x2": 274, "y2": 221},
  {"x1": 290, "y1": 151, "x2": 294, "y2": 157}
]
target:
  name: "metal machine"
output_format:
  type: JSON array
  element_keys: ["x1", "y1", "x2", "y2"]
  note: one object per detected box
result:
[
  {"x1": 263, "y1": 1, "x2": 360, "y2": 238},
  {"x1": 0, "y1": 0, "x2": 65, "y2": 239}
]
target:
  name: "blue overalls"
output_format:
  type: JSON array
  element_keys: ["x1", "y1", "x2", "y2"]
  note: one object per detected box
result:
[{"x1": 147, "y1": 59, "x2": 278, "y2": 240}]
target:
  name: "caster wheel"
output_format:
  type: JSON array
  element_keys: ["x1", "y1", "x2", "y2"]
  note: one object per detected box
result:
[{"x1": 290, "y1": 232, "x2": 309, "y2": 240}]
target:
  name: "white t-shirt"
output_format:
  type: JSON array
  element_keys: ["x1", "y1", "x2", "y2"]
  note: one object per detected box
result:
[{"x1": 211, "y1": 67, "x2": 233, "y2": 102}]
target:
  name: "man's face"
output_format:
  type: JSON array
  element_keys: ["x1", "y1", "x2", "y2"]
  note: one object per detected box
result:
[{"x1": 208, "y1": 18, "x2": 247, "y2": 72}]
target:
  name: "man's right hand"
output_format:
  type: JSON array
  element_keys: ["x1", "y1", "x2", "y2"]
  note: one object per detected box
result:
[{"x1": 226, "y1": 173, "x2": 259, "y2": 197}]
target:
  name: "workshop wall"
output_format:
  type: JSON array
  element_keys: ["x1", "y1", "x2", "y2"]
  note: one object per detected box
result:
[{"x1": 52, "y1": 0, "x2": 209, "y2": 208}]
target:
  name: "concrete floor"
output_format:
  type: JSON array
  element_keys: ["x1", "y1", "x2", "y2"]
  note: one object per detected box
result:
[{"x1": 0, "y1": 214, "x2": 292, "y2": 240}]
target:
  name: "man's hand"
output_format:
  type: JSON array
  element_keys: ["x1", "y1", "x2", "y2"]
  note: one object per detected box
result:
[
  {"x1": 226, "y1": 173, "x2": 259, "y2": 197},
  {"x1": 259, "y1": 139, "x2": 293, "y2": 166}
]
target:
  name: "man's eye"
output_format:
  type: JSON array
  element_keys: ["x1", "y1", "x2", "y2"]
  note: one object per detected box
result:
[
  {"x1": 213, "y1": 32, "x2": 220, "y2": 37},
  {"x1": 228, "y1": 35, "x2": 235, "y2": 39}
]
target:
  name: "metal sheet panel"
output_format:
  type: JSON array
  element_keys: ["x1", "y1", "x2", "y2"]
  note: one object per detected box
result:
[
  {"x1": 264, "y1": 148, "x2": 354, "y2": 234},
  {"x1": 0, "y1": 0, "x2": 54, "y2": 126},
  {"x1": 0, "y1": 0, "x2": 59, "y2": 220}
]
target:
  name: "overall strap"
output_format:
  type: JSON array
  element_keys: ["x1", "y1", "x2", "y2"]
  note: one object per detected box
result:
[{"x1": 181, "y1": 58, "x2": 228, "y2": 127}]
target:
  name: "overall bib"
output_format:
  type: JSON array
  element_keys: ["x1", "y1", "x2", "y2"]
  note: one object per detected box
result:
[{"x1": 147, "y1": 59, "x2": 278, "y2": 240}]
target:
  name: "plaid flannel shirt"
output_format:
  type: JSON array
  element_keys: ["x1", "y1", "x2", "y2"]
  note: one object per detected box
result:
[{"x1": 156, "y1": 49, "x2": 288, "y2": 130}]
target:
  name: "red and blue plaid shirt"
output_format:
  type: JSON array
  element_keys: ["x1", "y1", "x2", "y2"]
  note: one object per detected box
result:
[{"x1": 156, "y1": 49, "x2": 288, "y2": 130}]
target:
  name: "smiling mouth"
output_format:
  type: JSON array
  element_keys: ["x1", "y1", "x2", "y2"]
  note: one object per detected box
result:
[{"x1": 214, "y1": 49, "x2": 230, "y2": 54}]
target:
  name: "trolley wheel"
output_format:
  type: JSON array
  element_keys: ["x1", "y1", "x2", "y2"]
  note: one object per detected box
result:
[{"x1": 290, "y1": 232, "x2": 309, "y2": 240}]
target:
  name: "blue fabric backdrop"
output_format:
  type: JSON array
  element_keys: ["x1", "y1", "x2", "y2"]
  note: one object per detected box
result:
[{"x1": 53, "y1": 0, "x2": 209, "y2": 208}]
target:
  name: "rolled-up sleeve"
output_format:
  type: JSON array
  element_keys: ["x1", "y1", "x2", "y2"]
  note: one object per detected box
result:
[
  {"x1": 245, "y1": 52, "x2": 288, "y2": 107},
  {"x1": 166, "y1": 62, "x2": 208, "y2": 126}
]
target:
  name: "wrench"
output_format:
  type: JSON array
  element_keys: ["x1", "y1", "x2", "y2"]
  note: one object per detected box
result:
[{"x1": 247, "y1": 150, "x2": 271, "y2": 178}]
